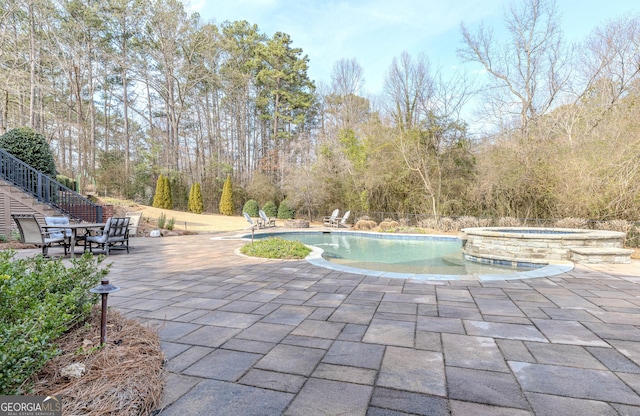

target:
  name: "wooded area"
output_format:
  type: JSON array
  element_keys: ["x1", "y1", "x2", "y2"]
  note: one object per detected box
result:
[{"x1": 1, "y1": 0, "x2": 639, "y2": 222}]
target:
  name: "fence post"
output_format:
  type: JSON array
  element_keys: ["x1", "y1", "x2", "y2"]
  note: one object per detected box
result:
[
  {"x1": 36, "y1": 171, "x2": 42, "y2": 202},
  {"x1": 96, "y1": 205, "x2": 103, "y2": 222}
]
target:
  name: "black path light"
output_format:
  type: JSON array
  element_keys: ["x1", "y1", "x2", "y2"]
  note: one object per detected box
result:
[{"x1": 90, "y1": 279, "x2": 120, "y2": 345}]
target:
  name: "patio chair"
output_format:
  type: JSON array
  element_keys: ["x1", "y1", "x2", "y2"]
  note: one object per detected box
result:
[
  {"x1": 323, "y1": 209, "x2": 339, "y2": 226},
  {"x1": 332, "y1": 210, "x2": 351, "y2": 228},
  {"x1": 243, "y1": 212, "x2": 258, "y2": 230},
  {"x1": 84, "y1": 217, "x2": 130, "y2": 255},
  {"x1": 12, "y1": 214, "x2": 68, "y2": 256},
  {"x1": 125, "y1": 212, "x2": 142, "y2": 237},
  {"x1": 44, "y1": 216, "x2": 72, "y2": 242},
  {"x1": 259, "y1": 210, "x2": 276, "y2": 228}
]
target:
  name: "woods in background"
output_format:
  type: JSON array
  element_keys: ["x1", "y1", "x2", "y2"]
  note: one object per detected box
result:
[{"x1": 1, "y1": 0, "x2": 639, "y2": 222}]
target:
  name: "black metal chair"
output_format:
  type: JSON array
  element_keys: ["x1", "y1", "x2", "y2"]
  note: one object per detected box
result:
[{"x1": 84, "y1": 217, "x2": 130, "y2": 255}]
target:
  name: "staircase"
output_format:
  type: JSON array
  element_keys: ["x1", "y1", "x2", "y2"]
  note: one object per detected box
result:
[{"x1": 0, "y1": 148, "x2": 103, "y2": 236}]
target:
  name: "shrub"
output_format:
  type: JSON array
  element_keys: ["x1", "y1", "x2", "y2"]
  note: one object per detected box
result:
[
  {"x1": 262, "y1": 201, "x2": 278, "y2": 218},
  {"x1": 354, "y1": 220, "x2": 377, "y2": 230},
  {"x1": 554, "y1": 217, "x2": 588, "y2": 229},
  {"x1": 219, "y1": 175, "x2": 234, "y2": 215},
  {"x1": 240, "y1": 238, "x2": 311, "y2": 259},
  {"x1": 162, "y1": 175, "x2": 173, "y2": 209},
  {"x1": 277, "y1": 198, "x2": 296, "y2": 219},
  {"x1": 157, "y1": 212, "x2": 167, "y2": 229},
  {"x1": 0, "y1": 127, "x2": 57, "y2": 176},
  {"x1": 0, "y1": 251, "x2": 108, "y2": 394},
  {"x1": 188, "y1": 183, "x2": 204, "y2": 214},
  {"x1": 166, "y1": 217, "x2": 176, "y2": 231},
  {"x1": 152, "y1": 175, "x2": 164, "y2": 208},
  {"x1": 496, "y1": 217, "x2": 521, "y2": 227},
  {"x1": 379, "y1": 220, "x2": 400, "y2": 231},
  {"x1": 242, "y1": 199, "x2": 259, "y2": 217},
  {"x1": 56, "y1": 174, "x2": 77, "y2": 191}
]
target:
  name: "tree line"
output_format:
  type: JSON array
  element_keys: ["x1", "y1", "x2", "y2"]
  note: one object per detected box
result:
[{"x1": 1, "y1": 0, "x2": 639, "y2": 222}]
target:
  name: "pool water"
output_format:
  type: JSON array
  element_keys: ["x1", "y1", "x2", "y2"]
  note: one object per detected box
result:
[{"x1": 256, "y1": 232, "x2": 536, "y2": 276}]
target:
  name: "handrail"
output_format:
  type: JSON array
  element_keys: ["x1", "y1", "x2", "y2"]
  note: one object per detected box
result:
[{"x1": 0, "y1": 147, "x2": 103, "y2": 222}]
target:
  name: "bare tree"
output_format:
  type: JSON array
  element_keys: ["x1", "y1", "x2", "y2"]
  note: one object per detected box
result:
[{"x1": 458, "y1": 0, "x2": 570, "y2": 137}]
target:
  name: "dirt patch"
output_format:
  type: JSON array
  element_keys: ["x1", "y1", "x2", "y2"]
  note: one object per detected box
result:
[
  {"x1": 0, "y1": 241, "x2": 35, "y2": 250},
  {"x1": 30, "y1": 307, "x2": 164, "y2": 415}
]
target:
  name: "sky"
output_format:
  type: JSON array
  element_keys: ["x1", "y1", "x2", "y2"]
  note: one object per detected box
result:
[{"x1": 184, "y1": 0, "x2": 639, "y2": 96}]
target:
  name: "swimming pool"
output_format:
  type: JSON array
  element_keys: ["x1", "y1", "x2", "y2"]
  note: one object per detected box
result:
[{"x1": 244, "y1": 231, "x2": 573, "y2": 280}]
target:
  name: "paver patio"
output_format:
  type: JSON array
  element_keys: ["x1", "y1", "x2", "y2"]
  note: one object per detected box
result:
[{"x1": 44, "y1": 233, "x2": 640, "y2": 414}]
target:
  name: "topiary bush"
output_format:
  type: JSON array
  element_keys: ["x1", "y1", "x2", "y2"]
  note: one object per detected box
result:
[
  {"x1": 262, "y1": 201, "x2": 278, "y2": 217},
  {"x1": 0, "y1": 127, "x2": 57, "y2": 176},
  {"x1": 0, "y1": 251, "x2": 109, "y2": 394},
  {"x1": 243, "y1": 199, "x2": 259, "y2": 217},
  {"x1": 219, "y1": 175, "x2": 234, "y2": 215},
  {"x1": 188, "y1": 182, "x2": 204, "y2": 214},
  {"x1": 277, "y1": 198, "x2": 296, "y2": 219}
]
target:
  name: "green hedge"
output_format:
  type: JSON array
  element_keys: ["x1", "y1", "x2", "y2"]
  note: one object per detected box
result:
[
  {"x1": 243, "y1": 199, "x2": 259, "y2": 217},
  {"x1": 277, "y1": 198, "x2": 296, "y2": 219},
  {"x1": 0, "y1": 251, "x2": 109, "y2": 394},
  {"x1": 262, "y1": 201, "x2": 278, "y2": 217}
]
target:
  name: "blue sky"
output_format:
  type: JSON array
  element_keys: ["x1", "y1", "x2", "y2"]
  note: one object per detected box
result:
[{"x1": 185, "y1": 0, "x2": 639, "y2": 96}]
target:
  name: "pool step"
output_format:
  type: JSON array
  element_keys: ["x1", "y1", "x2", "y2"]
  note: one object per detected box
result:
[{"x1": 569, "y1": 247, "x2": 633, "y2": 264}]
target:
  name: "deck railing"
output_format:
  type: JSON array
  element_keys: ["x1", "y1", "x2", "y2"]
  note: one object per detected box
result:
[{"x1": 0, "y1": 147, "x2": 103, "y2": 222}]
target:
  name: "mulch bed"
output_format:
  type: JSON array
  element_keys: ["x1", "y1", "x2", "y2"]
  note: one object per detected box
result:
[{"x1": 29, "y1": 307, "x2": 165, "y2": 415}]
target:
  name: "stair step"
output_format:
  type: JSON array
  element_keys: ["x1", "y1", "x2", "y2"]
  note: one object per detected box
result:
[{"x1": 570, "y1": 247, "x2": 633, "y2": 264}]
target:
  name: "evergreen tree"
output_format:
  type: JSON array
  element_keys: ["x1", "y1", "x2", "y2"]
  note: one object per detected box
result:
[
  {"x1": 189, "y1": 182, "x2": 203, "y2": 214},
  {"x1": 187, "y1": 183, "x2": 195, "y2": 212},
  {"x1": 219, "y1": 175, "x2": 234, "y2": 215},
  {"x1": 162, "y1": 175, "x2": 173, "y2": 209},
  {"x1": 0, "y1": 127, "x2": 57, "y2": 176},
  {"x1": 152, "y1": 175, "x2": 164, "y2": 208}
]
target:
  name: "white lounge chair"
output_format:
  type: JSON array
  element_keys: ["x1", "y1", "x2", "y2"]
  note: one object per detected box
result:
[
  {"x1": 323, "y1": 209, "x2": 339, "y2": 226},
  {"x1": 259, "y1": 210, "x2": 276, "y2": 228},
  {"x1": 12, "y1": 214, "x2": 68, "y2": 256},
  {"x1": 243, "y1": 212, "x2": 258, "y2": 230},
  {"x1": 332, "y1": 210, "x2": 351, "y2": 228}
]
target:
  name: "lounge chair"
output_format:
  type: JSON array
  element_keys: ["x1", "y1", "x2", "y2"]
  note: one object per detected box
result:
[
  {"x1": 323, "y1": 209, "x2": 339, "y2": 226},
  {"x1": 243, "y1": 212, "x2": 258, "y2": 230},
  {"x1": 332, "y1": 210, "x2": 351, "y2": 228},
  {"x1": 259, "y1": 210, "x2": 276, "y2": 228},
  {"x1": 84, "y1": 217, "x2": 130, "y2": 255},
  {"x1": 12, "y1": 214, "x2": 68, "y2": 256}
]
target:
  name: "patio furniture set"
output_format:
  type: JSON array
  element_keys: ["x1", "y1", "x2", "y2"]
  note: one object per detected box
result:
[{"x1": 11, "y1": 212, "x2": 142, "y2": 257}]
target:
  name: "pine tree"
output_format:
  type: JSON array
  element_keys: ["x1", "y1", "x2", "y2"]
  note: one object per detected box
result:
[
  {"x1": 219, "y1": 175, "x2": 234, "y2": 215},
  {"x1": 162, "y1": 175, "x2": 173, "y2": 209},
  {"x1": 187, "y1": 183, "x2": 195, "y2": 212},
  {"x1": 152, "y1": 175, "x2": 164, "y2": 208},
  {"x1": 193, "y1": 182, "x2": 204, "y2": 214}
]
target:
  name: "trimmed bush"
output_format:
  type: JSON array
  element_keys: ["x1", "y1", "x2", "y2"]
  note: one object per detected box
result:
[
  {"x1": 0, "y1": 127, "x2": 56, "y2": 176},
  {"x1": 277, "y1": 198, "x2": 296, "y2": 219},
  {"x1": 243, "y1": 200, "x2": 259, "y2": 217},
  {"x1": 152, "y1": 175, "x2": 164, "y2": 208},
  {"x1": 219, "y1": 175, "x2": 234, "y2": 215},
  {"x1": 188, "y1": 182, "x2": 204, "y2": 214},
  {"x1": 262, "y1": 201, "x2": 278, "y2": 218},
  {"x1": 0, "y1": 252, "x2": 108, "y2": 394}
]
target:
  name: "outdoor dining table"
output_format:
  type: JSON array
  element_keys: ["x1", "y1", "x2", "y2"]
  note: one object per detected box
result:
[{"x1": 43, "y1": 222, "x2": 106, "y2": 259}]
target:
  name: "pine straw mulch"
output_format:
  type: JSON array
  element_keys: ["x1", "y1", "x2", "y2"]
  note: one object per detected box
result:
[{"x1": 30, "y1": 307, "x2": 165, "y2": 416}]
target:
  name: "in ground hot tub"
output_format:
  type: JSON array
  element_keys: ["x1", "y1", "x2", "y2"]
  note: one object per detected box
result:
[{"x1": 461, "y1": 227, "x2": 631, "y2": 265}]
